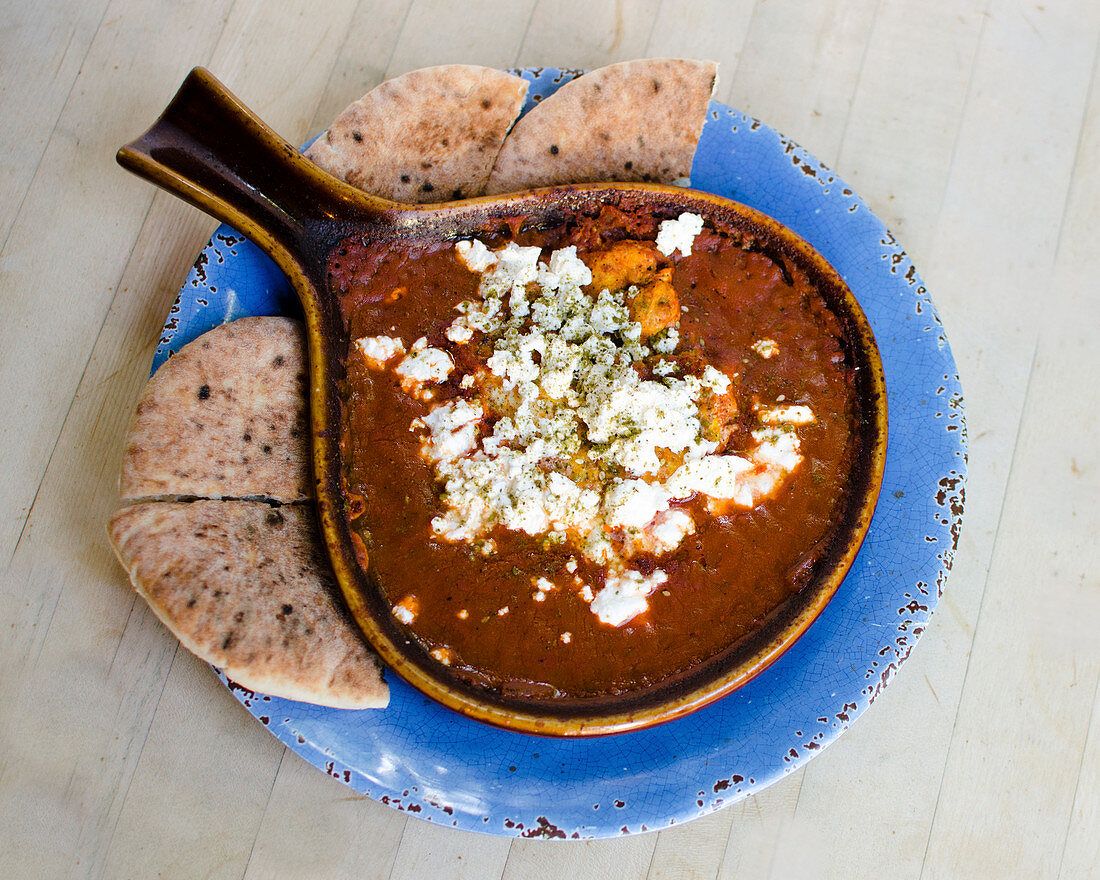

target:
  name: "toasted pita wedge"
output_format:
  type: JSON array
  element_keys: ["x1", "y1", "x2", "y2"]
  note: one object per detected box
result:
[
  {"x1": 305, "y1": 65, "x2": 528, "y2": 203},
  {"x1": 109, "y1": 501, "x2": 388, "y2": 709},
  {"x1": 485, "y1": 58, "x2": 717, "y2": 195},
  {"x1": 120, "y1": 317, "x2": 311, "y2": 503}
]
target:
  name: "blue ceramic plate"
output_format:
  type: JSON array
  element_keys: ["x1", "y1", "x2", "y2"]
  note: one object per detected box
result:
[{"x1": 153, "y1": 69, "x2": 966, "y2": 838}]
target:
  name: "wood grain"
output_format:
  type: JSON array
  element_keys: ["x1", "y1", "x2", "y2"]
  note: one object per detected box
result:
[{"x1": 0, "y1": 1, "x2": 1097, "y2": 877}]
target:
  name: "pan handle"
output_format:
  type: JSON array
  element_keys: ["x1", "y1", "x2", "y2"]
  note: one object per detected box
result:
[{"x1": 117, "y1": 67, "x2": 389, "y2": 272}]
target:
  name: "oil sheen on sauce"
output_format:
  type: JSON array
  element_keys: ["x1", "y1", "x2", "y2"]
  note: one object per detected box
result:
[{"x1": 328, "y1": 206, "x2": 858, "y2": 700}]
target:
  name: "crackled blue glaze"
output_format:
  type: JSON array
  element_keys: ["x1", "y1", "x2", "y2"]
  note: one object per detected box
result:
[{"x1": 155, "y1": 69, "x2": 966, "y2": 838}]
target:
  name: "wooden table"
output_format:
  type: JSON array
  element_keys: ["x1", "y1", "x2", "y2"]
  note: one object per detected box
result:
[{"x1": 2, "y1": 1, "x2": 1097, "y2": 876}]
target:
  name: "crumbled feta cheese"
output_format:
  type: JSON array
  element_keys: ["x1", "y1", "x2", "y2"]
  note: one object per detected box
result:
[
  {"x1": 455, "y1": 239, "x2": 498, "y2": 273},
  {"x1": 591, "y1": 568, "x2": 668, "y2": 626},
  {"x1": 646, "y1": 509, "x2": 696, "y2": 554},
  {"x1": 445, "y1": 322, "x2": 474, "y2": 344},
  {"x1": 458, "y1": 609, "x2": 469, "y2": 620},
  {"x1": 589, "y1": 288, "x2": 631, "y2": 335},
  {"x1": 392, "y1": 595, "x2": 418, "y2": 624},
  {"x1": 751, "y1": 338, "x2": 779, "y2": 358},
  {"x1": 395, "y1": 345, "x2": 453, "y2": 388},
  {"x1": 356, "y1": 334, "x2": 405, "y2": 369},
  {"x1": 430, "y1": 646, "x2": 453, "y2": 665},
  {"x1": 758, "y1": 405, "x2": 815, "y2": 425},
  {"x1": 486, "y1": 242, "x2": 541, "y2": 291},
  {"x1": 655, "y1": 212, "x2": 705, "y2": 257},
  {"x1": 375, "y1": 234, "x2": 816, "y2": 627},
  {"x1": 560, "y1": 632, "x2": 572, "y2": 644},
  {"x1": 651, "y1": 327, "x2": 680, "y2": 354},
  {"x1": 602, "y1": 479, "x2": 671, "y2": 530},
  {"x1": 497, "y1": 606, "x2": 509, "y2": 616},
  {"x1": 667, "y1": 455, "x2": 757, "y2": 506},
  {"x1": 701, "y1": 365, "x2": 732, "y2": 394},
  {"x1": 420, "y1": 399, "x2": 482, "y2": 463},
  {"x1": 541, "y1": 246, "x2": 592, "y2": 289},
  {"x1": 751, "y1": 427, "x2": 803, "y2": 471}
]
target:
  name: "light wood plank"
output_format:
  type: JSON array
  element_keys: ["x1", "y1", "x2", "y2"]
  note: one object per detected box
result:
[
  {"x1": 308, "y1": 0, "x2": 414, "y2": 135},
  {"x1": 98, "y1": 655, "x2": 287, "y2": 879},
  {"x1": 0, "y1": 2, "x2": 235, "y2": 875},
  {"x1": 646, "y1": 808, "x2": 740, "y2": 880},
  {"x1": 503, "y1": 836, "x2": 657, "y2": 880},
  {"x1": 390, "y1": 823, "x2": 512, "y2": 880},
  {"x1": 0, "y1": 199, "x2": 220, "y2": 880},
  {"x1": 95, "y1": 1, "x2": 367, "y2": 876},
  {"x1": 645, "y1": 0, "x2": 757, "y2": 76},
  {"x1": 921, "y1": 5, "x2": 1100, "y2": 872},
  {"x1": 387, "y1": 0, "x2": 538, "y2": 75},
  {"x1": 760, "y1": 4, "x2": 989, "y2": 878},
  {"x1": 0, "y1": 0, "x2": 231, "y2": 565},
  {"x1": 516, "y1": 0, "x2": 662, "y2": 69},
  {"x1": 240, "y1": 752, "x2": 408, "y2": 880},
  {"x1": 640, "y1": 5, "x2": 758, "y2": 875},
  {"x1": 712, "y1": 773, "x2": 805, "y2": 879},
  {"x1": 1061, "y1": 679, "x2": 1100, "y2": 879},
  {"x1": 728, "y1": 0, "x2": 879, "y2": 162},
  {"x1": 355, "y1": 3, "x2": 547, "y2": 873},
  {"x1": 227, "y1": 6, "x2": 420, "y2": 878},
  {"x1": 834, "y1": 0, "x2": 988, "y2": 264},
  {"x1": 499, "y1": 6, "x2": 677, "y2": 873},
  {"x1": 683, "y1": 1, "x2": 882, "y2": 872},
  {"x1": 1054, "y1": 42, "x2": 1100, "y2": 880},
  {"x1": 0, "y1": 0, "x2": 110, "y2": 246},
  {"x1": 0, "y1": 0, "x2": 359, "y2": 876}
]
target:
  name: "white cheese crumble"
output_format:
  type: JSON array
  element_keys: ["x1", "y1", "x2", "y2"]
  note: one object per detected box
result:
[
  {"x1": 430, "y1": 647, "x2": 453, "y2": 665},
  {"x1": 591, "y1": 568, "x2": 669, "y2": 626},
  {"x1": 394, "y1": 344, "x2": 454, "y2": 389},
  {"x1": 356, "y1": 334, "x2": 405, "y2": 369},
  {"x1": 445, "y1": 323, "x2": 474, "y2": 344},
  {"x1": 455, "y1": 239, "x2": 498, "y2": 273},
  {"x1": 602, "y1": 479, "x2": 671, "y2": 530},
  {"x1": 758, "y1": 405, "x2": 815, "y2": 425},
  {"x1": 655, "y1": 212, "x2": 705, "y2": 257},
  {"x1": 751, "y1": 338, "x2": 779, "y2": 358},
  {"x1": 373, "y1": 234, "x2": 816, "y2": 629},
  {"x1": 420, "y1": 399, "x2": 482, "y2": 463},
  {"x1": 651, "y1": 327, "x2": 679, "y2": 354},
  {"x1": 392, "y1": 596, "x2": 418, "y2": 624},
  {"x1": 646, "y1": 509, "x2": 696, "y2": 554},
  {"x1": 560, "y1": 632, "x2": 572, "y2": 644},
  {"x1": 701, "y1": 365, "x2": 732, "y2": 394}
]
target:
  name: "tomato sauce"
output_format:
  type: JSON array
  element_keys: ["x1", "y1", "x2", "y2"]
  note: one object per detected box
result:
[{"x1": 328, "y1": 207, "x2": 859, "y2": 700}]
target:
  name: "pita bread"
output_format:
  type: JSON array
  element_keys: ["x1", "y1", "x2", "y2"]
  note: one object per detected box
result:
[
  {"x1": 305, "y1": 65, "x2": 528, "y2": 203},
  {"x1": 120, "y1": 317, "x2": 312, "y2": 503},
  {"x1": 109, "y1": 500, "x2": 388, "y2": 709},
  {"x1": 485, "y1": 58, "x2": 717, "y2": 195}
]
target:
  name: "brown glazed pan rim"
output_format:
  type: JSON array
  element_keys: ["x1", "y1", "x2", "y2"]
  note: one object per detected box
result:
[{"x1": 118, "y1": 68, "x2": 888, "y2": 737}]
